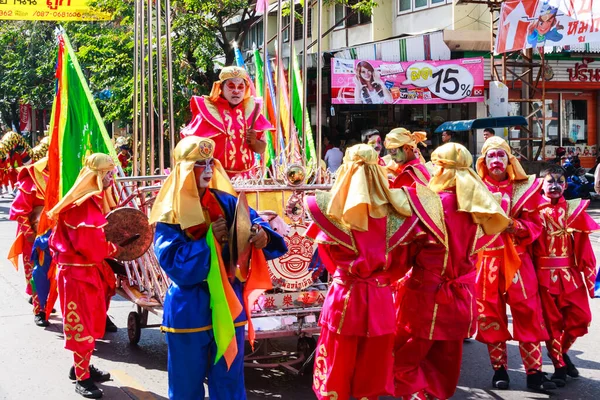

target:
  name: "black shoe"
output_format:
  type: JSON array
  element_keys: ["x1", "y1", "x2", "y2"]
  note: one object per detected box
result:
[
  {"x1": 34, "y1": 312, "x2": 49, "y2": 327},
  {"x1": 551, "y1": 366, "x2": 568, "y2": 387},
  {"x1": 75, "y1": 378, "x2": 103, "y2": 399},
  {"x1": 492, "y1": 366, "x2": 510, "y2": 389},
  {"x1": 526, "y1": 370, "x2": 557, "y2": 391},
  {"x1": 563, "y1": 353, "x2": 579, "y2": 378},
  {"x1": 69, "y1": 365, "x2": 111, "y2": 382},
  {"x1": 105, "y1": 316, "x2": 118, "y2": 333},
  {"x1": 28, "y1": 296, "x2": 33, "y2": 305}
]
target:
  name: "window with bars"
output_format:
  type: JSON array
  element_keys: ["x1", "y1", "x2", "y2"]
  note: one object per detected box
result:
[
  {"x1": 334, "y1": 0, "x2": 372, "y2": 28},
  {"x1": 243, "y1": 21, "x2": 264, "y2": 50},
  {"x1": 294, "y1": 6, "x2": 312, "y2": 41}
]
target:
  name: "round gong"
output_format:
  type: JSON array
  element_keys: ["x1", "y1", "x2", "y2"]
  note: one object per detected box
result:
[{"x1": 105, "y1": 207, "x2": 154, "y2": 261}]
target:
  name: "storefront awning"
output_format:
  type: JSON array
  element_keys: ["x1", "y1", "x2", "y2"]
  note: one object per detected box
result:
[{"x1": 434, "y1": 116, "x2": 528, "y2": 133}]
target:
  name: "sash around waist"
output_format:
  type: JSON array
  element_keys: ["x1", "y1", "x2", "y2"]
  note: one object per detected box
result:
[
  {"x1": 332, "y1": 269, "x2": 390, "y2": 287},
  {"x1": 535, "y1": 256, "x2": 575, "y2": 269}
]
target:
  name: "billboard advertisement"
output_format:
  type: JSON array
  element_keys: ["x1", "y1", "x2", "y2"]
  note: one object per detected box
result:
[
  {"x1": 331, "y1": 57, "x2": 485, "y2": 105},
  {"x1": 495, "y1": 0, "x2": 600, "y2": 54}
]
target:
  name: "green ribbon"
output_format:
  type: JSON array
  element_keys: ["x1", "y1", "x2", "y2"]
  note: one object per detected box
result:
[{"x1": 206, "y1": 225, "x2": 235, "y2": 364}]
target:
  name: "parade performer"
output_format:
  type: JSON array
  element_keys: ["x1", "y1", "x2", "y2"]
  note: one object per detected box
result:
[
  {"x1": 150, "y1": 136, "x2": 286, "y2": 399},
  {"x1": 533, "y1": 165, "x2": 600, "y2": 386},
  {"x1": 8, "y1": 156, "x2": 49, "y2": 326},
  {"x1": 0, "y1": 130, "x2": 33, "y2": 189},
  {"x1": 305, "y1": 143, "x2": 416, "y2": 399},
  {"x1": 394, "y1": 143, "x2": 509, "y2": 400},
  {"x1": 48, "y1": 153, "x2": 118, "y2": 399},
  {"x1": 475, "y1": 136, "x2": 556, "y2": 391},
  {"x1": 383, "y1": 127, "x2": 430, "y2": 188},
  {"x1": 180, "y1": 66, "x2": 273, "y2": 177}
]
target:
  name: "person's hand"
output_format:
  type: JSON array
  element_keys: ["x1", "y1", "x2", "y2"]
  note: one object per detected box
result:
[
  {"x1": 249, "y1": 224, "x2": 268, "y2": 250},
  {"x1": 212, "y1": 217, "x2": 229, "y2": 245},
  {"x1": 246, "y1": 129, "x2": 257, "y2": 145},
  {"x1": 373, "y1": 69, "x2": 382, "y2": 83}
]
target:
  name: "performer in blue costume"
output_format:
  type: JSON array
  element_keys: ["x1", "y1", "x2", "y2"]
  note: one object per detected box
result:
[{"x1": 150, "y1": 136, "x2": 287, "y2": 399}]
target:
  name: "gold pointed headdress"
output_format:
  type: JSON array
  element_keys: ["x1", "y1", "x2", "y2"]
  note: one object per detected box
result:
[
  {"x1": 384, "y1": 128, "x2": 427, "y2": 149},
  {"x1": 149, "y1": 136, "x2": 235, "y2": 230},
  {"x1": 47, "y1": 153, "x2": 116, "y2": 219},
  {"x1": 208, "y1": 66, "x2": 252, "y2": 103},
  {"x1": 325, "y1": 144, "x2": 411, "y2": 231},
  {"x1": 476, "y1": 136, "x2": 528, "y2": 181},
  {"x1": 429, "y1": 143, "x2": 509, "y2": 235}
]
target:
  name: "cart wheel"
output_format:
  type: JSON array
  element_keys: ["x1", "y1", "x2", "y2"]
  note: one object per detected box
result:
[
  {"x1": 297, "y1": 336, "x2": 317, "y2": 374},
  {"x1": 127, "y1": 311, "x2": 141, "y2": 345}
]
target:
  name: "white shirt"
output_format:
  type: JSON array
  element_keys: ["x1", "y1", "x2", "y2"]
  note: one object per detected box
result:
[{"x1": 324, "y1": 147, "x2": 344, "y2": 173}]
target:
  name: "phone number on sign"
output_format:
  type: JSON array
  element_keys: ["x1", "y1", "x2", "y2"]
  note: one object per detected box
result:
[{"x1": 32, "y1": 10, "x2": 82, "y2": 18}]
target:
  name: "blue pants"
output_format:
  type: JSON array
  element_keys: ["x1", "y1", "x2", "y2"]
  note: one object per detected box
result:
[{"x1": 165, "y1": 326, "x2": 246, "y2": 400}]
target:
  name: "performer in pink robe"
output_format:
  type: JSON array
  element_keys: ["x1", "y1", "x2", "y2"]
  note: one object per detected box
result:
[
  {"x1": 305, "y1": 144, "x2": 415, "y2": 400},
  {"x1": 383, "y1": 128, "x2": 430, "y2": 188},
  {"x1": 8, "y1": 157, "x2": 48, "y2": 326},
  {"x1": 48, "y1": 154, "x2": 119, "y2": 399},
  {"x1": 394, "y1": 143, "x2": 509, "y2": 400},
  {"x1": 475, "y1": 136, "x2": 556, "y2": 391},
  {"x1": 180, "y1": 66, "x2": 273, "y2": 177},
  {"x1": 533, "y1": 164, "x2": 600, "y2": 386}
]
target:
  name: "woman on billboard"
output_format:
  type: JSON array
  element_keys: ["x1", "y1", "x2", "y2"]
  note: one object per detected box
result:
[{"x1": 353, "y1": 61, "x2": 393, "y2": 104}]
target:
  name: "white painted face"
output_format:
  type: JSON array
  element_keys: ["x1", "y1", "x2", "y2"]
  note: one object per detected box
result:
[
  {"x1": 102, "y1": 170, "x2": 114, "y2": 189},
  {"x1": 368, "y1": 135, "x2": 383, "y2": 153},
  {"x1": 485, "y1": 148, "x2": 509, "y2": 180},
  {"x1": 542, "y1": 173, "x2": 566, "y2": 199},
  {"x1": 194, "y1": 158, "x2": 215, "y2": 189},
  {"x1": 221, "y1": 78, "x2": 246, "y2": 106}
]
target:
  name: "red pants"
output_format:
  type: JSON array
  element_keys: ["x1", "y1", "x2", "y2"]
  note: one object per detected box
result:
[
  {"x1": 21, "y1": 240, "x2": 41, "y2": 315},
  {"x1": 57, "y1": 263, "x2": 111, "y2": 380},
  {"x1": 476, "y1": 288, "x2": 548, "y2": 344},
  {"x1": 394, "y1": 332, "x2": 463, "y2": 399},
  {"x1": 313, "y1": 328, "x2": 394, "y2": 400},
  {"x1": 540, "y1": 285, "x2": 591, "y2": 340}
]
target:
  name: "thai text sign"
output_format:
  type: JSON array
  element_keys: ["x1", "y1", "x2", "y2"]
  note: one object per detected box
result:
[
  {"x1": 331, "y1": 57, "x2": 485, "y2": 105},
  {"x1": 0, "y1": 0, "x2": 111, "y2": 21},
  {"x1": 495, "y1": 0, "x2": 600, "y2": 54}
]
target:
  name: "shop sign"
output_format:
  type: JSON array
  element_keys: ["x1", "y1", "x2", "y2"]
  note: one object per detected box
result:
[
  {"x1": 331, "y1": 57, "x2": 484, "y2": 105},
  {"x1": 0, "y1": 0, "x2": 111, "y2": 21},
  {"x1": 19, "y1": 103, "x2": 31, "y2": 132},
  {"x1": 567, "y1": 58, "x2": 600, "y2": 82},
  {"x1": 495, "y1": 0, "x2": 600, "y2": 54}
]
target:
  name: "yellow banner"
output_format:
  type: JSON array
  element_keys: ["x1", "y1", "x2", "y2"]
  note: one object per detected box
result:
[{"x1": 0, "y1": 0, "x2": 111, "y2": 21}]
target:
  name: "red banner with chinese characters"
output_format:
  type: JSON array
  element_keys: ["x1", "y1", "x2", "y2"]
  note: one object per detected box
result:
[{"x1": 495, "y1": 0, "x2": 600, "y2": 54}]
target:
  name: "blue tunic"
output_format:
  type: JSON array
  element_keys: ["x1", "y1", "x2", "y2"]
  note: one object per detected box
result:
[{"x1": 154, "y1": 189, "x2": 287, "y2": 399}]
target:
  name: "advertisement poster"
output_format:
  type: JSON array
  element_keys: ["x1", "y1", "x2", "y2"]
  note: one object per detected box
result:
[
  {"x1": 0, "y1": 0, "x2": 111, "y2": 21},
  {"x1": 331, "y1": 57, "x2": 485, "y2": 105},
  {"x1": 495, "y1": 0, "x2": 600, "y2": 54},
  {"x1": 19, "y1": 103, "x2": 31, "y2": 132}
]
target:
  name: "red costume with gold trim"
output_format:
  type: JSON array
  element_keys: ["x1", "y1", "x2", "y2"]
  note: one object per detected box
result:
[
  {"x1": 394, "y1": 185, "x2": 496, "y2": 399},
  {"x1": 49, "y1": 194, "x2": 117, "y2": 380},
  {"x1": 8, "y1": 161, "x2": 48, "y2": 314},
  {"x1": 305, "y1": 191, "x2": 417, "y2": 400},
  {"x1": 389, "y1": 158, "x2": 430, "y2": 188},
  {"x1": 476, "y1": 175, "x2": 549, "y2": 373},
  {"x1": 180, "y1": 96, "x2": 273, "y2": 176},
  {"x1": 533, "y1": 197, "x2": 600, "y2": 368}
]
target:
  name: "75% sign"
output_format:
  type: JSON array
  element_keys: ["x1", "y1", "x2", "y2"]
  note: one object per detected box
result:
[{"x1": 403, "y1": 62, "x2": 474, "y2": 101}]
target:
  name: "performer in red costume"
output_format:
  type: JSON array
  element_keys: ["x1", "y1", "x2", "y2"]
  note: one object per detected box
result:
[
  {"x1": 394, "y1": 142, "x2": 509, "y2": 400},
  {"x1": 180, "y1": 66, "x2": 273, "y2": 177},
  {"x1": 8, "y1": 156, "x2": 49, "y2": 326},
  {"x1": 533, "y1": 164, "x2": 600, "y2": 386},
  {"x1": 48, "y1": 153, "x2": 119, "y2": 399},
  {"x1": 475, "y1": 136, "x2": 556, "y2": 391},
  {"x1": 305, "y1": 144, "x2": 415, "y2": 400},
  {"x1": 383, "y1": 127, "x2": 430, "y2": 188}
]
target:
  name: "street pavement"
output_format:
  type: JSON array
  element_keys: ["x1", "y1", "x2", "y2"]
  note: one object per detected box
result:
[{"x1": 0, "y1": 194, "x2": 598, "y2": 399}]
